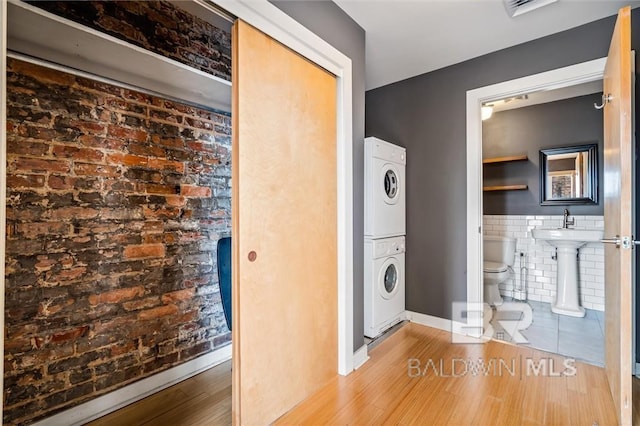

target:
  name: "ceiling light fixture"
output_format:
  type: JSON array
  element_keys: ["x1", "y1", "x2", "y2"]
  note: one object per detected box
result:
[{"x1": 481, "y1": 105, "x2": 493, "y2": 121}]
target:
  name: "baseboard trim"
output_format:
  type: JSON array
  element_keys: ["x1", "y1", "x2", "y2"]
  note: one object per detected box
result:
[
  {"x1": 353, "y1": 344, "x2": 369, "y2": 370},
  {"x1": 406, "y1": 311, "x2": 471, "y2": 337},
  {"x1": 33, "y1": 344, "x2": 232, "y2": 426}
]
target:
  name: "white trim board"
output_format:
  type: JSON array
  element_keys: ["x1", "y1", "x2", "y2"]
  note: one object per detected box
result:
[
  {"x1": 7, "y1": 0, "x2": 232, "y2": 112},
  {"x1": 215, "y1": 0, "x2": 354, "y2": 375},
  {"x1": 406, "y1": 311, "x2": 469, "y2": 336},
  {"x1": 31, "y1": 345, "x2": 232, "y2": 426},
  {"x1": 465, "y1": 58, "x2": 606, "y2": 332},
  {"x1": 353, "y1": 344, "x2": 369, "y2": 370}
]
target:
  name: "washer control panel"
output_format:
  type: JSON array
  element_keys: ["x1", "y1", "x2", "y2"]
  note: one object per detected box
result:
[{"x1": 371, "y1": 236, "x2": 406, "y2": 258}]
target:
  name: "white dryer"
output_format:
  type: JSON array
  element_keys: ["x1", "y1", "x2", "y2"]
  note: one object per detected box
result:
[
  {"x1": 364, "y1": 235, "x2": 406, "y2": 338},
  {"x1": 364, "y1": 137, "x2": 406, "y2": 238}
]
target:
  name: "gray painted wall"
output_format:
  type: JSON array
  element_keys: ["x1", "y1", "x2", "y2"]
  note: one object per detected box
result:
[
  {"x1": 365, "y1": 12, "x2": 637, "y2": 320},
  {"x1": 483, "y1": 94, "x2": 604, "y2": 216},
  {"x1": 270, "y1": 1, "x2": 367, "y2": 350}
]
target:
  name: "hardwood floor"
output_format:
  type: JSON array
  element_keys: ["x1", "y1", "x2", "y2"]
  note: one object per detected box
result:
[
  {"x1": 89, "y1": 323, "x2": 632, "y2": 425},
  {"x1": 87, "y1": 360, "x2": 232, "y2": 426},
  {"x1": 277, "y1": 323, "x2": 618, "y2": 425}
]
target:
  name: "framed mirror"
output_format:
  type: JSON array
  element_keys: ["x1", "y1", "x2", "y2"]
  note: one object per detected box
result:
[{"x1": 540, "y1": 144, "x2": 598, "y2": 205}]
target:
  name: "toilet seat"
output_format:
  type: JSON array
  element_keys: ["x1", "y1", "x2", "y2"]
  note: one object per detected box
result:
[{"x1": 483, "y1": 261, "x2": 508, "y2": 273}]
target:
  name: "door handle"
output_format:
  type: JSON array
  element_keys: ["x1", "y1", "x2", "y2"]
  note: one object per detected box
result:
[
  {"x1": 601, "y1": 236, "x2": 640, "y2": 249},
  {"x1": 601, "y1": 237, "x2": 621, "y2": 247}
]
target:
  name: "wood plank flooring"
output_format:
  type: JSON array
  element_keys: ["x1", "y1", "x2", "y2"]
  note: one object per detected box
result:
[
  {"x1": 86, "y1": 360, "x2": 231, "y2": 426},
  {"x1": 277, "y1": 323, "x2": 619, "y2": 425},
  {"x1": 88, "y1": 323, "x2": 636, "y2": 425}
]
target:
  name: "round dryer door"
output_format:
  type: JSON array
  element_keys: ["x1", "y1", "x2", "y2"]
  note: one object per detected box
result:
[
  {"x1": 379, "y1": 258, "x2": 400, "y2": 300},
  {"x1": 381, "y1": 165, "x2": 400, "y2": 205}
]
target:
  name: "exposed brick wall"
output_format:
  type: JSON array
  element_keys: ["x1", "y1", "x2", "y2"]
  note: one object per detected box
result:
[
  {"x1": 26, "y1": 0, "x2": 232, "y2": 81},
  {"x1": 4, "y1": 58, "x2": 232, "y2": 424}
]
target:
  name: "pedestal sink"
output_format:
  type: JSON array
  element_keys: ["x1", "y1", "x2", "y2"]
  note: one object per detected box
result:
[{"x1": 531, "y1": 228, "x2": 604, "y2": 317}]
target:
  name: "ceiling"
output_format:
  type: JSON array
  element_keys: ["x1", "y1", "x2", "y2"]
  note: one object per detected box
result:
[{"x1": 334, "y1": 0, "x2": 640, "y2": 90}]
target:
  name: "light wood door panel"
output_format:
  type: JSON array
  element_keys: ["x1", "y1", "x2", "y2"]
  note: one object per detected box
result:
[
  {"x1": 232, "y1": 20, "x2": 338, "y2": 425},
  {"x1": 603, "y1": 6, "x2": 633, "y2": 425}
]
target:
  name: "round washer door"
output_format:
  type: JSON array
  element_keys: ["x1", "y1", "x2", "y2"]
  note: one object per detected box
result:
[
  {"x1": 378, "y1": 257, "x2": 401, "y2": 300},
  {"x1": 380, "y1": 164, "x2": 401, "y2": 205}
]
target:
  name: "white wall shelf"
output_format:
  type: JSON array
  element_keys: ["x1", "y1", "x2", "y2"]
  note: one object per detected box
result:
[{"x1": 7, "y1": 0, "x2": 232, "y2": 112}]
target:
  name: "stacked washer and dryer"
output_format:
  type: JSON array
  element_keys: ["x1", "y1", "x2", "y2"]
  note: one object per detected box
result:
[{"x1": 364, "y1": 137, "x2": 406, "y2": 338}]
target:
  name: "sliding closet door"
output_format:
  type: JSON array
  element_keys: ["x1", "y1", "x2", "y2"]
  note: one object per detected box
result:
[{"x1": 232, "y1": 20, "x2": 338, "y2": 424}]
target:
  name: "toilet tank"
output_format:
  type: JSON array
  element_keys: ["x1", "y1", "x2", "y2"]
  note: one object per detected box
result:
[{"x1": 483, "y1": 235, "x2": 516, "y2": 266}]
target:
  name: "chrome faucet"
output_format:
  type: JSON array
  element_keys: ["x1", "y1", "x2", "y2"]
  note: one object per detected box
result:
[{"x1": 563, "y1": 209, "x2": 574, "y2": 228}]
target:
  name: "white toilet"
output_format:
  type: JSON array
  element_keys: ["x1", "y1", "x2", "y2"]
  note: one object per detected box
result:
[{"x1": 483, "y1": 235, "x2": 516, "y2": 306}]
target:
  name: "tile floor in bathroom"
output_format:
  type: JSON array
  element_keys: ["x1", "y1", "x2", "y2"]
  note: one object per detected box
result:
[{"x1": 494, "y1": 297, "x2": 604, "y2": 366}]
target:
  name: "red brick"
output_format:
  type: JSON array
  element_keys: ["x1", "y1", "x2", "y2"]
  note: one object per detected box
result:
[
  {"x1": 151, "y1": 136, "x2": 184, "y2": 149},
  {"x1": 165, "y1": 195, "x2": 186, "y2": 207},
  {"x1": 180, "y1": 185, "x2": 211, "y2": 198},
  {"x1": 50, "y1": 326, "x2": 89, "y2": 344},
  {"x1": 38, "y1": 298, "x2": 74, "y2": 317},
  {"x1": 15, "y1": 222, "x2": 71, "y2": 239},
  {"x1": 12, "y1": 158, "x2": 70, "y2": 174},
  {"x1": 122, "y1": 296, "x2": 160, "y2": 312},
  {"x1": 35, "y1": 258, "x2": 57, "y2": 272},
  {"x1": 55, "y1": 267, "x2": 87, "y2": 282},
  {"x1": 123, "y1": 244, "x2": 165, "y2": 259},
  {"x1": 7, "y1": 174, "x2": 46, "y2": 189},
  {"x1": 9, "y1": 59, "x2": 76, "y2": 86},
  {"x1": 88, "y1": 286, "x2": 145, "y2": 306},
  {"x1": 128, "y1": 143, "x2": 165, "y2": 157},
  {"x1": 148, "y1": 158, "x2": 184, "y2": 173},
  {"x1": 138, "y1": 304, "x2": 178, "y2": 321},
  {"x1": 108, "y1": 125, "x2": 148, "y2": 142},
  {"x1": 142, "y1": 206, "x2": 181, "y2": 219},
  {"x1": 52, "y1": 145, "x2": 104, "y2": 162},
  {"x1": 144, "y1": 184, "x2": 178, "y2": 195},
  {"x1": 161, "y1": 289, "x2": 195, "y2": 304},
  {"x1": 7, "y1": 139, "x2": 51, "y2": 156},
  {"x1": 47, "y1": 175, "x2": 76, "y2": 190},
  {"x1": 74, "y1": 163, "x2": 120, "y2": 177},
  {"x1": 106, "y1": 153, "x2": 148, "y2": 167},
  {"x1": 110, "y1": 341, "x2": 136, "y2": 357},
  {"x1": 46, "y1": 207, "x2": 100, "y2": 221},
  {"x1": 70, "y1": 119, "x2": 106, "y2": 135},
  {"x1": 78, "y1": 135, "x2": 126, "y2": 150},
  {"x1": 186, "y1": 141, "x2": 215, "y2": 153}
]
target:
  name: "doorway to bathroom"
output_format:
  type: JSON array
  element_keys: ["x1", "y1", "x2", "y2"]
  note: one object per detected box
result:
[
  {"x1": 467, "y1": 8, "x2": 634, "y2": 422},
  {"x1": 481, "y1": 84, "x2": 606, "y2": 366}
]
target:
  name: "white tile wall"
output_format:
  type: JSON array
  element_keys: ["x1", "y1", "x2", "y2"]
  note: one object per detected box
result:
[{"x1": 483, "y1": 215, "x2": 605, "y2": 311}]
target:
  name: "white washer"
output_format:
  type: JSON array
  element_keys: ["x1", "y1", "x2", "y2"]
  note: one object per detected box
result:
[
  {"x1": 364, "y1": 137, "x2": 406, "y2": 238},
  {"x1": 364, "y1": 235, "x2": 406, "y2": 338}
]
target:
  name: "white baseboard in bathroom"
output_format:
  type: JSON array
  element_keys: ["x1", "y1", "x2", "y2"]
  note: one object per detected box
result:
[
  {"x1": 353, "y1": 344, "x2": 369, "y2": 370},
  {"x1": 406, "y1": 311, "x2": 470, "y2": 337},
  {"x1": 33, "y1": 344, "x2": 233, "y2": 426}
]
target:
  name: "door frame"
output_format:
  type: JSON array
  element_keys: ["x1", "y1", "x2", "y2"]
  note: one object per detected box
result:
[
  {"x1": 208, "y1": 0, "x2": 355, "y2": 375},
  {"x1": 465, "y1": 57, "x2": 605, "y2": 332}
]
